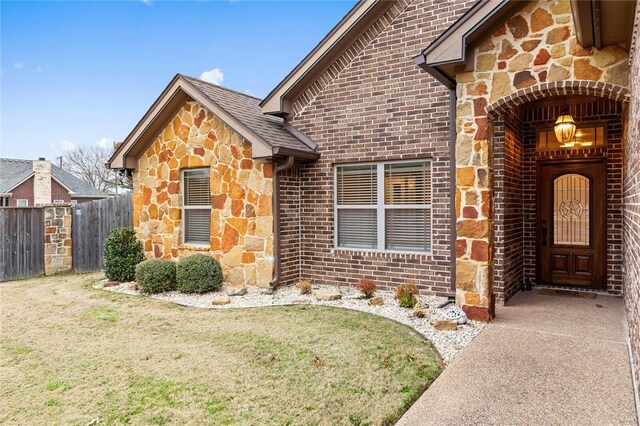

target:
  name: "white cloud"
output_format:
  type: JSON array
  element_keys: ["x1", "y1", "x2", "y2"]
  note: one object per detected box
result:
[
  {"x1": 13, "y1": 62, "x2": 23, "y2": 69},
  {"x1": 141, "y1": 0, "x2": 152, "y2": 5},
  {"x1": 48, "y1": 140, "x2": 77, "y2": 152},
  {"x1": 60, "y1": 140, "x2": 77, "y2": 151},
  {"x1": 244, "y1": 89, "x2": 256, "y2": 97},
  {"x1": 96, "y1": 137, "x2": 115, "y2": 149},
  {"x1": 36, "y1": 66, "x2": 43, "y2": 73},
  {"x1": 200, "y1": 68, "x2": 224, "y2": 85}
]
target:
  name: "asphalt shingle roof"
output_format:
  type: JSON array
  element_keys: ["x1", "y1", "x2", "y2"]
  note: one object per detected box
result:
[
  {"x1": 181, "y1": 75, "x2": 316, "y2": 153},
  {"x1": 0, "y1": 158, "x2": 107, "y2": 197}
]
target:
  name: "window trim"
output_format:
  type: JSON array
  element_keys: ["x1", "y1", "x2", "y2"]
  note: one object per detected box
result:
[
  {"x1": 333, "y1": 159, "x2": 433, "y2": 255},
  {"x1": 53, "y1": 199, "x2": 65, "y2": 204},
  {"x1": 16, "y1": 199, "x2": 29, "y2": 207},
  {"x1": 181, "y1": 168, "x2": 211, "y2": 247},
  {"x1": 536, "y1": 122, "x2": 608, "y2": 152}
]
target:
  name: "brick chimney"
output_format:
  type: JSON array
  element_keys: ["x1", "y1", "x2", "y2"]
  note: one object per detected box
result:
[{"x1": 32, "y1": 157, "x2": 51, "y2": 205}]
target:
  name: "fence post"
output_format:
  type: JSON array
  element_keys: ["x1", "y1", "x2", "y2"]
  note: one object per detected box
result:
[{"x1": 43, "y1": 203, "x2": 73, "y2": 275}]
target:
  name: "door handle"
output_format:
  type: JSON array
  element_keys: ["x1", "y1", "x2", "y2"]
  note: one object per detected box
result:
[{"x1": 541, "y1": 227, "x2": 547, "y2": 246}]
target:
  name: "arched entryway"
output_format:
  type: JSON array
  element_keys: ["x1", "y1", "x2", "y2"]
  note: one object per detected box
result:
[{"x1": 488, "y1": 82, "x2": 630, "y2": 305}]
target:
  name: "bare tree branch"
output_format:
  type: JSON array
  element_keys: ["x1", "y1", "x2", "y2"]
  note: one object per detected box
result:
[{"x1": 62, "y1": 145, "x2": 132, "y2": 194}]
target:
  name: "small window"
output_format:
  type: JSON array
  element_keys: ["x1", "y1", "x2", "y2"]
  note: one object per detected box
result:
[
  {"x1": 70, "y1": 200, "x2": 78, "y2": 206},
  {"x1": 335, "y1": 160, "x2": 432, "y2": 253},
  {"x1": 537, "y1": 124, "x2": 606, "y2": 151},
  {"x1": 182, "y1": 168, "x2": 211, "y2": 245},
  {"x1": 16, "y1": 199, "x2": 29, "y2": 207},
  {"x1": 53, "y1": 199, "x2": 65, "y2": 204}
]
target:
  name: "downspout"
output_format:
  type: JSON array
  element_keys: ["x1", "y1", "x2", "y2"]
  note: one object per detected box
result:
[
  {"x1": 270, "y1": 155, "x2": 295, "y2": 289},
  {"x1": 449, "y1": 89, "x2": 457, "y2": 298}
]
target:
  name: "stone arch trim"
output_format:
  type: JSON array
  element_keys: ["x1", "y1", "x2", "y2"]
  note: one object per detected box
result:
[{"x1": 486, "y1": 81, "x2": 630, "y2": 117}]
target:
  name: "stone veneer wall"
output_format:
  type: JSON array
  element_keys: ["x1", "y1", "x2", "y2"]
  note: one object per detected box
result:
[
  {"x1": 454, "y1": 0, "x2": 630, "y2": 319},
  {"x1": 44, "y1": 204, "x2": 72, "y2": 275},
  {"x1": 287, "y1": 0, "x2": 476, "y2": 295},
  {"x1": 623, "y1": 5, "x2": 640, "y2": 416},
  {"x1": 133, "y1": 101, "x2": 275, "y2": 287}
]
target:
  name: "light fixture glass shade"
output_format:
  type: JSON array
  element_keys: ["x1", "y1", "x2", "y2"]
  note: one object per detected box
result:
[{"x1": 554, "y1": 113, "x2": 576, "y2": 144}]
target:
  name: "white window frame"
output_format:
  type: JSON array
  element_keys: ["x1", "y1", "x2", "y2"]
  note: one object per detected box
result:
[
  {"x1": 181, "y1": 168, "x2": 211, "y2": 246},
  {"x1": 334, "y1": 159, "x2": 433, "y2": 254},
  {"x1": 53, "y1": 199, "x2": 65, "y2": 204},
  {"x1": 16, "y1": 199, "x2": 29, "y2": 207}
]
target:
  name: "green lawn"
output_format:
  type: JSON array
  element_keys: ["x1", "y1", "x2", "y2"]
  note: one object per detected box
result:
[{"x1": 0, "y1": 273, "x2": 442, "y2": 425}]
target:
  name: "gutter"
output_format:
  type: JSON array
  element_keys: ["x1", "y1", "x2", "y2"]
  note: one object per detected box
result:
[
  {"x1": 270, "y1": 155, "x2": 296, "y2": 289},
  {"x1": 449, "y1": 89, "x2": 457, "y2": 297}
]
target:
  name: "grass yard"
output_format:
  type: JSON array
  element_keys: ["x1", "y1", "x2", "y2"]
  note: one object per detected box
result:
[{"x1": 0, "y1": 273, "x2": 442, "y2": 425}]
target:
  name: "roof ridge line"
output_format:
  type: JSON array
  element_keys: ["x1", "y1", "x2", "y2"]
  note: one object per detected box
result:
[{"x1": 179, "y1": 74, "x2": 263, "y2": 101}]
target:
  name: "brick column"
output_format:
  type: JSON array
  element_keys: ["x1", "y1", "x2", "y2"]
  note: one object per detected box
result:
[{"x1": 44, "y1": 204, "x2": 73, "y2": 275}]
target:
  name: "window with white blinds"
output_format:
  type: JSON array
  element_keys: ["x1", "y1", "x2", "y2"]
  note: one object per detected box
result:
[
  {"x1": 182, "y1": 168, "x2": 211, "y2": 245},
  {"x1": 335, "y1": 160, "x2": 432, "y2": 253}
]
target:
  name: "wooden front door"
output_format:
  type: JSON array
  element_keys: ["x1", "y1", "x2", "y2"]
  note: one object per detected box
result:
[{"x1": 537, "y1": 159, "x2": 606, "y2": 289}]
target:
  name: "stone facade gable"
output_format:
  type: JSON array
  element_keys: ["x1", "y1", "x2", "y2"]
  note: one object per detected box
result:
[{"x1": 133, "y1": 100, "x2": 275, "y2": 287}]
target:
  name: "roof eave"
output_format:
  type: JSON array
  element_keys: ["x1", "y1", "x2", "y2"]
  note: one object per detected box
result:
[
  {"x1": 260, "y1": 0, "x2": 387, "y2": 117},
  {"x1": 108, "y1": 75, "x2": 275, "y2": 171},
  {"x1": 414, "y1": 0, "x2": 517, "y2": 87},
  {"x1": 268, "y1": 146, "x2": 320, "y2": 162}
]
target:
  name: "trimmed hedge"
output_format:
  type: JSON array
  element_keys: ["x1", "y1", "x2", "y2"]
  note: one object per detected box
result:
[
  {"x1": 135, "y1": 259, "x2": 176, "y2": 294},
  {"x1": 176, "y1": 254, "x2": 223, "y2": 293},
  {"x1": 103, "y1": 227, "x2": 144, "y2": 282}
]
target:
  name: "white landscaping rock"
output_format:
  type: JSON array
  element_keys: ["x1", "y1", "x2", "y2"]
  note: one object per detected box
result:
[
  {"x1": 315, "y1": 290, "x2": 342, "y2": 301},
  {"x1": 94, "y1": 280, "x2": 484, "y2": 364}
]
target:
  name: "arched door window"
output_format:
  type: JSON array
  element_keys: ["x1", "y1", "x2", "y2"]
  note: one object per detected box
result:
[{"x1": 553, "y1": 173, "x2": 590, "y2": 246}]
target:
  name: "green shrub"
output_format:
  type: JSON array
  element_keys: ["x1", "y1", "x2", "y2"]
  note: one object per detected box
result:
[
  {"x1": 395, "y1": 283, "x2": 418, "y2": 308},
  {"x1": 176, "y1": 254, "x2": 223, "y2": 293},
  {"x1": 135, "y1": 259, "x2": 176, "y2": 294},
  {"x1": 103, "y1": 227, "x2": 144, "y2": 282}
]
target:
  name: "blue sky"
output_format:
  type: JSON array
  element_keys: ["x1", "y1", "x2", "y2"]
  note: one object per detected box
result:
[{"x1": 1, "y1": 0, "x2": 356, "y2": 161}]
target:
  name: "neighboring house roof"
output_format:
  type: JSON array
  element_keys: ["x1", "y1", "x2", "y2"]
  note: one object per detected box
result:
[
  {"x1": 0, "y1": 159, "x2": 36, "y2": 195},
  {"x1": 50, "y1": 166, "x2": 108, "y2": 197},
  {"x1": 0, "y1": 158, "x2": 108, "y2": 198},
  {"x1": 108, "y1": 74, "x2": 318, "y2": 170}
]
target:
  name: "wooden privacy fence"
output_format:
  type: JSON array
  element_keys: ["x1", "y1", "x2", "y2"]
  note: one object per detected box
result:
[
  {"x1": 0, "y1": 193, "x2": 133, "y2": 282},
  {"x1": 0, "y1": 207, "x2": 45, "y2": 282},
  {"x1": 72, "y1": 193, "x2": 133, "y2": 273}
]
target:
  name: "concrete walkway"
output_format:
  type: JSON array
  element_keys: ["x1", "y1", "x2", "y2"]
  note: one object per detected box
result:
[{"x1": 398, "y1": 291, "x2": 637, "y2": 425}]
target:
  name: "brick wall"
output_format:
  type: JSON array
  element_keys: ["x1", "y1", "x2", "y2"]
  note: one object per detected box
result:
[
  {"x1": 623, "y1": 7, "x2": 640, "y2": 415},
  {"x1": 286, "y1": 0, "x2": 475, "y2": 294},
  {"x1": 279, "y1": 166, "x2": 301, "y2": 286},
  {"x1": 51, "y1": 178, "x2": 71, "y2": 203},
  {"x1": 493, "y1": 107, "x2": 524, "y2": 303},
  {"x1": 7, "y1": 176, "x2": 34, "y2": 206}
]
